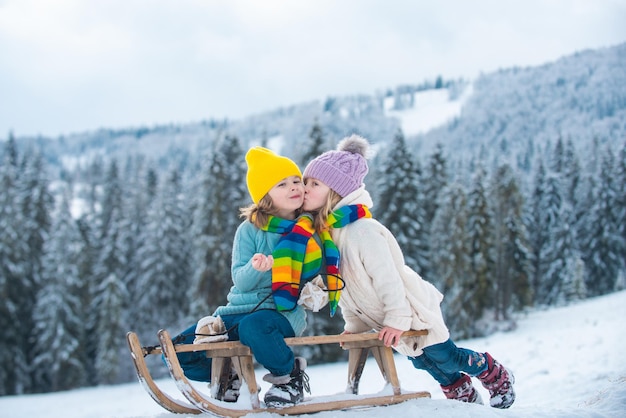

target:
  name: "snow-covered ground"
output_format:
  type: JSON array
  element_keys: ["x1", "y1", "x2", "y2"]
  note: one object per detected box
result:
[{"x1": 2, "y1": 290, "x2": 625, "y2": 417}]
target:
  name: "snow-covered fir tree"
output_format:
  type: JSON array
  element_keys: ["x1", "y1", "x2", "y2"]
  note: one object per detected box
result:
[
  {"x1": 0, "y1": 140, "x2": 28, "y2": 395},
  {"x1": 419, "y1": 143, "x2": 449, "y2": 278},
  {"x1": 574, "y1": 137, "x2": 600, "y2": 235},
  {"x1": 119, "y1": 157, "x2": 156, "y2": 332},
  {"x1": 465, "y1": 162, "x2": 496, "y2": 333},
  {"x1": 582, "y1": 145, "x2": 623, "y2": 295},
  {"x1": 299, "y1": 119, "x2": 328, "y2": 167},
  {"x1": 562, "y1": 139, "x2": 582, "y2": 208},
  {"x1": 134, "y1": 167, "x2": 192, "y2": 341},
  {"x1": 93, "y1": 204, "x2": 130, "y2": 384},
  {"x1": 489, "y1": 164, "x2": 532, "y2": 320},
  {"x1": 15, "y1": 149, "x2": 54, "y2": 393},
  {"x1": 539, "y1": 173, "x2": 585, "y2": 305},
  {"x1": 422, "y1": 143, "x2": 449, "y2": 225},
  {"x1": 375, "y1": 129, "x2": 424, "y2": 272},
  {"x1": 430, "y1": 183, "x2": 473, "y2": 338},
  {"x1": 90, "y1": 159, "x2": 130, "y2": 384},
  {"x1": 189, "y1": 135, "x2": 247, "y2": 316},
  {"x1": 31, "y1": 189, "x2": 87, "y2": 392},
  {"x1": 617, "y1": 142, "x2": 626, "y2": 284}
]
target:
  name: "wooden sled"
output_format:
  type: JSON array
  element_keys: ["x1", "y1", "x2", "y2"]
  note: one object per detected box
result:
[
  {"x1": 150, "y1": 328, "x2": 430, "y2": 416},
  {"x1": 126, "y1": 331, "x2": 201, "y2": 414}
]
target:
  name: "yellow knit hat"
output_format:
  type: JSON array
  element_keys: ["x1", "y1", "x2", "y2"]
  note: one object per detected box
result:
[{"x1": 245, "y1": 146, "x2": 302, "y2": 204}]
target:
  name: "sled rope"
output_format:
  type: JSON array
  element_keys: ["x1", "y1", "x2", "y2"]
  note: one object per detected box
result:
[{"x1": 154, "y1": 276, "x2": 345, "y2": 347}]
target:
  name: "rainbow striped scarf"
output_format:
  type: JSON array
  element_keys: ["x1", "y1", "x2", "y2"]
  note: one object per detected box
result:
[
  {"x1": 264, "y1": 204, "x2": 371, "y2": 317},
  {"x1": 324, "y1": 204, "x2": 372, "y2": 315},
  {"x1": 263, "y1": 214, "x2": 325, "y2": 313}
]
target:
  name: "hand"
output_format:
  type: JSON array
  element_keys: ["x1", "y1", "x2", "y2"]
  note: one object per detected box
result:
[
  {"x1": 379, "y1": 326, "x2": 403, "y2": 347},
  {"x1": 251, "y1": 253, "x2": 274, "y2": 271}
]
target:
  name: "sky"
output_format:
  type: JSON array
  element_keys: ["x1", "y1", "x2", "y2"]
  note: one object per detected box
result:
[
  {"x1": 2, "y1": 289, "x2": 624, "y2": 417},
  {"x1": 1, "y1": 0, "x2": 625, "y2": 139}
]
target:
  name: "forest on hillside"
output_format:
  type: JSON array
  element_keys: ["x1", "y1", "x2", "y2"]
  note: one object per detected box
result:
[
  {"x1": 1, "y1": 43, "x2": 625, "y2": 396},
  {"x1": 1, "y1": 126, "x2": 624, "y2": 396}
]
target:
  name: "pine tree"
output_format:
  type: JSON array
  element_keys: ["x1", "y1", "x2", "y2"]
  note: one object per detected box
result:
[
  {"x1": 74, "y1": 210, "x2": 98, "y2": 384},
  {"x1": 4, "y1": 133, "x2": 19, "y2": 167},
  {"x1": 375, "y1": 130, "x2": 424, "y2": 272},
  {"x1": 90, "y1": 159, "x2": 129, "y2": 384},
  {"x1": 411, "y1": 158, "x2": 430, "y2": 274},
  {"x1": 189, "y1": 136, "x2": 247, "y2": 316},
  {"x1": 31, "y1": 190, "x2": 87, "y2": 392},
  {"x1": 423, "y1": 143, "x2": 449, "y2": 225},
  {"x1": 505, "y1": 216, "x2": 533, "y2": 312},
  {"x1": 134, "y1": 167, "x2": 192, "y2": 340},
  {"x1": 0, "y1": 149, "x2": 27, "y2": 395},
  {"x1": 82, "y1": 156, "x2": 105, "y2": 216},
  {"x1": 561, "y1": 256, "x2": 587, "y2": 302},
  {"x1": 93, "y1": 204, "x2": 129, "y2": 384},
  {"x1": 574, "y1": 138, "x2": 600, "y2": 258},
  {"x1": 549, "y1": 136, "x2": 565, "y2": 174},
  {"x1": 97, "y1": 159, "x2": 123, "y2": 241},
  {"x1": 430, "y1": 183, "x2": 473, "y2": 337},
  {"x1": 420, "y1": 143, "x2": 449, "y2": 278},
  {"x1": 119, "y1": 157, "x2": 154, "y2": 321},
  {"x1": 562, "y1": 139, "x2": 581, "y2": 207},
  {"x1": 539, "y1": 173, "x2": 584, "y2": 305},
  {"x1": 16, "y1": 150, "x2": 54, "y2": 391},
  {"x1": 300, "y1": 119, "x2": 327, "y2": 166},
  {"x1": 120, "y1": 159, "x2": 159, "y2": 342},
  {"x1": 583, "y1": 146, "x2": 623, "y2": 295},
  {"x1": 489, "y1": 164, "x2": 532, "y2": 319},
  {"x1": 465, "y1": 163, "x2": 496, "y2": 328},
  {"x1": 528, "y1": 158, "x2": 548, "y2": 304},
  {"x1": 535, "y1": 171, "x2": 562, "y2": 304},
  {"x1": 616, "y1": 142, "x2": 626, "y2": 284}
]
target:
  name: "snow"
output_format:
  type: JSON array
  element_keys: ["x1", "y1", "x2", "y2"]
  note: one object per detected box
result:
[
  {"x1": 2, "y1": 290, "x2": 625, "y2": 418},
  {"x1": 384, "y1": 86, "x2": 473, "y2": 136}
]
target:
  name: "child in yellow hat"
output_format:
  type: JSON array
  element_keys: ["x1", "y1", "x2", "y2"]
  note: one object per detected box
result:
[{"x1": 172, "y1": 147, "x2": 326, "y2": 408}]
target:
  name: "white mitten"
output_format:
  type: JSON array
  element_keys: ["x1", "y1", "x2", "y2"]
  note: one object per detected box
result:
[
  {"x1": 194, "y1": 315, "x2": 228, "y2": 343},
  {"x1": 298, "y1": 276, "x2": 329, "y2": 312}
]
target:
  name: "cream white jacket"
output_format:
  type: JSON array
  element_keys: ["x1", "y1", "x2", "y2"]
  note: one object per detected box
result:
[{"x1": 331, "y1": 186, "x2": 450, "y2": 356}]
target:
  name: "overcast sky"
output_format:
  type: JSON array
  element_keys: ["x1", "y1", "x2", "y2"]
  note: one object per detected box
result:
[{"x1": 1, "y1": 0, "x2": 624, "y2": 138}]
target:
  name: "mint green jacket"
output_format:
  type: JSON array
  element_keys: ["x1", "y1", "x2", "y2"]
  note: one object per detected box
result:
[{"x1": 213, "y1": 220, "x2": 307, "y2": 336}]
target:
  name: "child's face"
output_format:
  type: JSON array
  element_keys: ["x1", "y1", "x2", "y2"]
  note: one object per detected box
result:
[
  {"x1": 267, "y1": 175, "x2": 304, "y2": 218},
  {"x1": 303, "y1": 178, "x2": 331, "y2": 211}
]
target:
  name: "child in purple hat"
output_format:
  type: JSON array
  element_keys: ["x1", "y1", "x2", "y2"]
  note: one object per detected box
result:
[{"x1": 302, "y1": 135, "x2": 516, "y2": 409}]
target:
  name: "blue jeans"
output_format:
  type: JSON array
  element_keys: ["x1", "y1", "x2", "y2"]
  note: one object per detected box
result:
[
  {"x1": 173, "y1": 310, "x2": 296, "y2": 382},
  {"x1": 408, "y1": 339, "x2": 488, "y2": 386}
]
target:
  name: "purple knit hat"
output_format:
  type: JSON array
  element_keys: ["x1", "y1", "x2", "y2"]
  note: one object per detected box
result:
[{"x1": 304, "y1": 134, "x2": 369, "y2": 197}]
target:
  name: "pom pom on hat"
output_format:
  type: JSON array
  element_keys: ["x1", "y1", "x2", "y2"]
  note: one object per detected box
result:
[
  {"x1": 245, "y1": 147, "x2": 302, "y2": 204},
  {"x1": 303, "y1": 134, "x2": 369, "y2": 197}
]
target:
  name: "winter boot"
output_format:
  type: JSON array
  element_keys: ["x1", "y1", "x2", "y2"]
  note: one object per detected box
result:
[
  {"x1": 441, "y1": 374, "x2": 483, "y2": 404},
  {"x1": 263, "y1": 357, "x2": 310, "y2": 408},
  {"x1": 217, "y1": 367, "x2": 241, "y2": 403},
  {"x1": 477, "y1": 352, "x2": 515, "y2": 408}
]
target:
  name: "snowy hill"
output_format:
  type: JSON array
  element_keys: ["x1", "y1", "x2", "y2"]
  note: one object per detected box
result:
[
  {"x1": 416, "y1": 42, "x2": 626, "y2": 157},
  {"x1": 2, "y1": 290, "x2": 625, "y2": 418},
  {"x1": 384, "y1": 85, "x2": 473, "y2": 137}
]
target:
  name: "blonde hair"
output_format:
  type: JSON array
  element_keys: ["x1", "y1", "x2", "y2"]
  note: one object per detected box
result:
[
  {"x1": 309, "y1": 189, "x2": 342, "y2": 232},
  {"x1": 240, "y1": 194, "x2": 302, "y2": 228}
]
